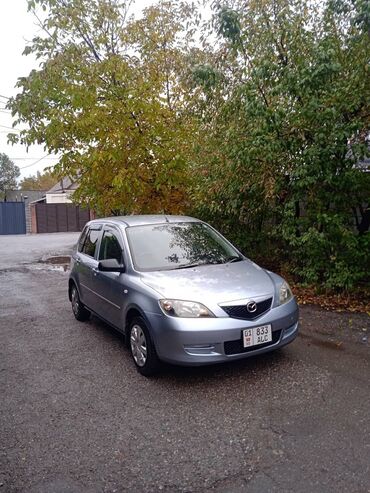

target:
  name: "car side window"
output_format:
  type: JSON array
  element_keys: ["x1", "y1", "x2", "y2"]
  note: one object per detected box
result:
[
  {"x1": 77, "y1": 226, "x2": 89, "y2": 252},
  {"x1": 99, "y1": 230, "x2": 123, "y2": 263},
  {"x1": 81, "y1": 228, "x2": 101, "y2": 258}
]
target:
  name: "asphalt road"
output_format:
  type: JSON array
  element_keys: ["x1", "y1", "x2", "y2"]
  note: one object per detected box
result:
[{"x1": 1, "y1": 233, "x2": 369, "y2": 493}]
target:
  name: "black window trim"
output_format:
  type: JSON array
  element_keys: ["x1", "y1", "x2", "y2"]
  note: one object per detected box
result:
[
  {"x1": 98, "y1": 226, "x2": 124, "y2": 263},
  {"x1": 80, "y1": 223, "x2": 103, "y2": 259},
  {"x1": 77, "y1": 225, "x2": 89, "y2": 253}
]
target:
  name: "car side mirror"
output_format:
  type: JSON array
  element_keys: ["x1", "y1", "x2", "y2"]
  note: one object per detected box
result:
[{"x1": 98, "y1": 258, "x2": 125, "y2": 273}]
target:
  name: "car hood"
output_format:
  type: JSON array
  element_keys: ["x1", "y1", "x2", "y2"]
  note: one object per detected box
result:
[{"x1": 140, "y1": 260, "x2": 275, "y2": 304}]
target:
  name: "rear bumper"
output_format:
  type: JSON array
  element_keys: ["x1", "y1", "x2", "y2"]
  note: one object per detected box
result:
[{"x1": 147, "y1": 297, "x2": 299, "y2": 366}]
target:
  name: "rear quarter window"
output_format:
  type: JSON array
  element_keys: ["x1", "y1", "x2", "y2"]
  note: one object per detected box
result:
[
  {"x1": 77, "y1": 226, "x2": 89, "y2": 252},
  {"x1": 81, "y1": 228, "x2": 101, "y2": 258}
]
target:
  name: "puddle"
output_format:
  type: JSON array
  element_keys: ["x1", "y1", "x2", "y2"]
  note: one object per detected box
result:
[
  {"x1": 0, "y1": 266, "x2": 30, "y2": 275},
  {"x1": 300, "y1": 332, "x2": 344, "y2": 351},
  {"x1": 36, "y1": 255, "x2": 71, "y2": 272},
  {"x1": 41, "y1": 255, "x2": 71, "y2": 265},
  {"x1": 0, "y1": 256, "x2": 71, "y2": 274},
  {"x1": 32, "y1": 264, "x2": 70, "y2": 272}
]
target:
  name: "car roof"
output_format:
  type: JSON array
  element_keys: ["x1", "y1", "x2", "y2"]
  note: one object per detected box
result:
[{"x1": 88, "y1": 214, "x2": 201, "y2": 228}]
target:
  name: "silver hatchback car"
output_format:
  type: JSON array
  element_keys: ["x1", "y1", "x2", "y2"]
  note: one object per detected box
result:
[{"x1": 69, "y1": 215, "x2": 299, "y2": 375}]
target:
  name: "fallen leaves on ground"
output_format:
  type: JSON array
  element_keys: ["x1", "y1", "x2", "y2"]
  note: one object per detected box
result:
[{"x1": 291, "y1": 284, "x2": 370, "y2": 314}]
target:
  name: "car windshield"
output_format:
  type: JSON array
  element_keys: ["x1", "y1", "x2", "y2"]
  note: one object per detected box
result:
[{"x1": 126, "y1": 222, "x2": 242, "y2": 271}]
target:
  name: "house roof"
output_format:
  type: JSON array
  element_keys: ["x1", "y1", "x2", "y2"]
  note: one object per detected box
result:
[
  {"x1": 3, "y1": 190, "x2": 46, "y2": 202},
  {"x1": 47, "y1": 177, "x2": 78, "y2": 194}
]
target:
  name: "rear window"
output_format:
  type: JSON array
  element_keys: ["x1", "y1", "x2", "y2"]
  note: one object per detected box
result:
[{"x1": 81, "y1": 228, "x2": 101, "y2": 258}]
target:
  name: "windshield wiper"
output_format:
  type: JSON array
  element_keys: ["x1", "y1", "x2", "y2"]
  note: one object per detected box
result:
[
  {"x1": 172, "y1": 261, "x2": 208, "y2": 270},
  {"x1": 225, "y1": 255, "x2": 242, "y2": 264}
]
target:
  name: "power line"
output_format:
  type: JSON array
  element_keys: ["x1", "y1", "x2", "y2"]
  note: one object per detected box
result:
[
  {"x1": 0, "y1": 94, "x2": 10, "y2": 100},
  {"x1": 0, "y1": 124, "x2": 21, "y2": 131},
  {"x1": 19, "y1": 154, "x2": 57, "y2": 170},
  {"x1": 10, "y1": 157, "x2": 59, "y2": 160}
]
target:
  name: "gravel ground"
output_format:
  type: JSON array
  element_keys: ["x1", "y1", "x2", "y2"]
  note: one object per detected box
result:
[{"x1": 0, "y1": 234, "x2": 369, "y2": 493}]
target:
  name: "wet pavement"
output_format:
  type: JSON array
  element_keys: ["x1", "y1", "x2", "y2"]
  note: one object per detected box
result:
[{"x1": 0, "y1": 233, "x2": 369, "y2": 492}]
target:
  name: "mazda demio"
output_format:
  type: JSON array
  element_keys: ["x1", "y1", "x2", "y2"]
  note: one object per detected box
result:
[{"x1": 69, "y1": 215, "x2": 299, "y2": 375}]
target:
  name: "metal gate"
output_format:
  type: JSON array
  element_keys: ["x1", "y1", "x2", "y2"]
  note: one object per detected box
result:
[
  {"x1": 0, "y1": 202, "x2": 26, "y2": 235},
  {"x1": 33, "y1": 203, "x2": 90, "y2": 233}
]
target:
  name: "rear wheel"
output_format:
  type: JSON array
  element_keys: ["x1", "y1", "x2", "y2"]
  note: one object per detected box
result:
[
  {"x1": 129, "y1": 316, "x2": 160, "y2": 376},
  {"x1": 71, "y1": 284, "x2": 90, "y2": 321}
]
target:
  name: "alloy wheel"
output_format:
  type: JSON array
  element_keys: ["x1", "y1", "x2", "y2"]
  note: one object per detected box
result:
[
  {"x1": 71, "y1": 287, "x2": 79, "y2": 316},
  {"x1": 130, "y1": 324, "x2": 148, "y2": 367}
]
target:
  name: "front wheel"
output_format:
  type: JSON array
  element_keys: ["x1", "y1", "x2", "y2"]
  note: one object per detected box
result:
[
  {"x1": 129, "y1": 317, "x2": 160, "y2": 376},
  {"x1": 71, "y1": 284, "x2": 90, "y2": 321}
]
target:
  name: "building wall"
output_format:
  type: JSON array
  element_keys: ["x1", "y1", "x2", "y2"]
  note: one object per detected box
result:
[
  {"x1": 46, "y1": 192, "x2": 74, "y2": 204},
  {"x1": 25, "y1": 203, "x2": 32, "y2": 234}
]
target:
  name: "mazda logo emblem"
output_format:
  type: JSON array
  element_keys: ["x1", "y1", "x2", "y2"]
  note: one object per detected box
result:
[{"x1": 246, "y1": 301, "x2": 257, "y2": 313}]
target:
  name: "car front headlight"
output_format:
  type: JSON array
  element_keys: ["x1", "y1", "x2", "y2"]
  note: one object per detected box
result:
[
  {"x1": 159, "y1": 299, "x2": 214, "y2": 318},
  {"x1": 279, "y1": 281, "x2": 293, "y2": 305}
]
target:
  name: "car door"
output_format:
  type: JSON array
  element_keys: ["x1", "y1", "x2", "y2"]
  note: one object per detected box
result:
[
  {"x1": 92, "y1": 226, "x2": 127, "y2": 329},
  {"x1": 77, "y1": 224, "x2": 102, "y2": 310}
]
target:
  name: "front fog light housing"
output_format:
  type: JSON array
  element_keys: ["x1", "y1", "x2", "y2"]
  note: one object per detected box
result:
[
  {"x1": 279, "y1": 281, "x2": 293, "y2": 305},
  {"x1": 159, "y1": 299, "x2": 214, "y2": 318}
]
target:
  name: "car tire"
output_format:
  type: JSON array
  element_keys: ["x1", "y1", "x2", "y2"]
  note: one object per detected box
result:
[
  {"x1": 71, "y1": 284, "x2": 90, "y2": 322},
  {"x1": 129, "y1": 316, "x2": 160, "y2": 376}
]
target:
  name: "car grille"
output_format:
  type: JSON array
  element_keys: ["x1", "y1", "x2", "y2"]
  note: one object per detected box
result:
[
  {"x1": 221, "y1": 297, "x2": 273, "y2": 320},
  {"x1": 224, "y1": 330, "x2": 282, "y2": 356}
]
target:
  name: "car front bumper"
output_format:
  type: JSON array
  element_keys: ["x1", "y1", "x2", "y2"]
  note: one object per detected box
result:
[{"x1": 147, "y1": 297, "x2": 299, "y2": 365}]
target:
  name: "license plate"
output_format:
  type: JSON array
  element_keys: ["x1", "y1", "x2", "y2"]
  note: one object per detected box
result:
[{"x1": 243, "y1": 324, "x2": 272, "y2": 348}]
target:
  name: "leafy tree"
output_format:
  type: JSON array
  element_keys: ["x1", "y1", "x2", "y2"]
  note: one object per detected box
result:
[
  {"x1": 0, "y1": 153, "x2": 20, "y2": 199},
  {"x1": 192, "y1": 0, "x2": 370, "y2": 289},
  {"x1": 7, "y1": 0, "x2": 370, "y2": 290},
  {"x1": 19, "y1": 169, "x2": 56, "y2": 190},
  {"x1": 9, "y1": 0, "x2": 198, "y2": 215}
]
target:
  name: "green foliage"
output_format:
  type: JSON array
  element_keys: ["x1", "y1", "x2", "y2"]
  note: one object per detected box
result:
[
  {"x1": 19, "y1": 169, "x2": 56, "y2": 190},
  {"x1": 8, "y1": 0, "x2": 370, "y2": 291},
  {"x1": 0, "y1": 153, "x2": 20, "y2": 198},
  {"x1": 9, "y1": 0, "x2": 198, "y2": 215},
  {"x1": 215, "y1": 6, "x2": 241, "y2": 43},
  {"x1": 191, "y1": 0, "x2": 370, "y2": 290}
]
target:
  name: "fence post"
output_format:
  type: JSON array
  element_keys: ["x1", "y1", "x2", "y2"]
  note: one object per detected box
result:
[{"x1": 30, "y1": 203, "x2": 38, "y2": 233}]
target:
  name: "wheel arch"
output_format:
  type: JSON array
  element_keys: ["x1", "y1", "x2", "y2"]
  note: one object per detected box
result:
[
  {"x1": 124, "y1": 304, "x2": 155, "y2": 342},
  {"x1": 68, "y1": 277, "x2": 81, "y2": 302}
]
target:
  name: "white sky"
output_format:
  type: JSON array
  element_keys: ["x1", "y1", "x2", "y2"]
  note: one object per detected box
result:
[{"x1": 0, "y1": 0, "x2": 156, "y2": 180}]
